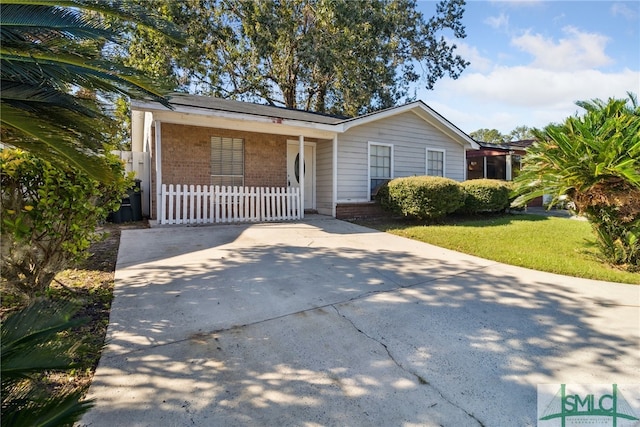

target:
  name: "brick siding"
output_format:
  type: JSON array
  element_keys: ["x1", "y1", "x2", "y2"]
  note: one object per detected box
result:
[
  {"x1": 150, "y1": 122, "x2": 306, "y2": 219},
  {"x1": 335, "y1": 202, "x2": 389, "y2": 220}
]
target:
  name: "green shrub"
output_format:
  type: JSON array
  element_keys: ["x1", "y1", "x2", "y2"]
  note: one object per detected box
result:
[
  {"x1": 458, "y1": 179, "x2": 512, "y2": 214},
  {"x1": 0, "y1": 149, "x2": 131, "y2": 301},
  {"x1": 511, "y1": 94, "x2": 640, "y2": 270},
  {"x1": 378, "y1": 176, "x2": 465, "y2": 220}
]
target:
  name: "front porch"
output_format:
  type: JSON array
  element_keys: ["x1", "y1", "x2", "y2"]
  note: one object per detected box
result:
[{"x1": 146, "y1": 121, "x2": 339, "y2": 224}]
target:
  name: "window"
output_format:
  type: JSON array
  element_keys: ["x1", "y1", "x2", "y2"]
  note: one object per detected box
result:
[
  {"x1": 426, "y1": 149, "x2": 445, "y2": 177},
  {"x1": 369, "y1": 143, "x2": 392, "y2": 199},
  {"x1": 211, "y1": 137, "x2": 244, "y2": 186}
]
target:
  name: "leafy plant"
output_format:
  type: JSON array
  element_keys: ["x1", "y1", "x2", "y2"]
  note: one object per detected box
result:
[
  {"x1": 512, "y1": 94, "x2": 640, "y2": 270},
  {"x1": 0, "y1": 149, "x2": 131, "y2": 301},
  {"x1": 0, "y1": 1, "x2": 181, "y2": 181},
  {"x1": 458, "y1": 179, "x2": 511, "y2": 214},
  {"x1": 1, "y1": 299, "x2": 93, "y2": 427},
  {"x1": 378, "y1": 176, "x2": 465, "y2": 220}
]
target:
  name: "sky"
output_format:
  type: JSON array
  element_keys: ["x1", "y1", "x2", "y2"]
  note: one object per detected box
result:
[{"x1": 414, "y1": 0, "x2": 640, "y2": 135}]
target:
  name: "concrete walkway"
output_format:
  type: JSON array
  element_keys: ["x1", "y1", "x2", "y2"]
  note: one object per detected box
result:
[{"x1": 80, "y1": 217, "x2": 639, "y2": 426}]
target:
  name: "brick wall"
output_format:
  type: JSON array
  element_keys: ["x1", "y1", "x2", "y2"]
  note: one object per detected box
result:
[
  {"x1": 159, "y1": 123, "x2": 288, "y2": 187},
  {"x1": 336, "y1": 202, "x2": 389, "y2": 220},
  {"x1": 150, "y1": 122, "x2": 296, "y2": 219}
]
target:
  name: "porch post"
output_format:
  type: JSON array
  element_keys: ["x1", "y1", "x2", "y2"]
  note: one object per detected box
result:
[
  {"x1": 154, "y1": 120, "x2": 162, "y2": 222},
  {"x1": 483, "y1": 156, "x2": 487, "y2": 179},
  {"x1": 299, "y1": 135, "x2": 304, "y2": 218},
  {"x1": 506, "y1": 152, "x2": 513, "y2": 181},
  {"x1": 332, "y1": 134, "x2": 338, "y2": 218}
]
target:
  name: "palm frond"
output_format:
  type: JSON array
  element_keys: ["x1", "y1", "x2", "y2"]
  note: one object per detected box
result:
[
  {"x1": 2, "y1": 51, "x2": 169, "y2": 106},
  {"x1": 1, "y1": 103, "x2": 115, "y2": 181},
  {"x1": 3, "y1": 0, "x2": 184, "y2": 43},
  {"x1": 1, "y1": 299, "x2": 95, "y2": 427},
  {"x1": 0, "y1": 4, "x2": 113, "y2": 44},
  {"x1": 0, "y1": 1, "x2": 181, "y2": 181},
  {"x1": 1, "y1": 80, "x2": 101, "y2": 117}
]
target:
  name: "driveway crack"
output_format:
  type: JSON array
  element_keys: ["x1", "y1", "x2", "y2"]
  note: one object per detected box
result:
[{"x1": 330, "y1": 304, "x2": 485, "y2": 427}]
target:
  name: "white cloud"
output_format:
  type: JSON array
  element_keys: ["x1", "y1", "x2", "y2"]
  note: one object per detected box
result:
[
  {"x1": 485, "y1": 13, "x2": 509, "y2": 31},
  {"x1": 424, "y1": 67, "x2": 640, "y2": 133},
  {"x1": 511, "y1": 26, "x2": 613, "y2": 71},
  {"x1": 611, "y1": 2, "x2": 638, "y2": 20},
  {"x1": 443, "y1": 67, "x2": 638, "y2": 107},
  {"x1": 454, "y1": 42, "x2": 493, "y2": 73}
]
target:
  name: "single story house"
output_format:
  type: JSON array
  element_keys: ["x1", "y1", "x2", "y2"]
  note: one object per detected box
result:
[
  {"x1": 465, "y1": 140, "x2": 535, "y2": 181},
  {"x1": 130, "y1": 95, "x2": 479, "y2": 224},
  {"x1": 465, "y1": 139, "x2": 543, "y2": 206}
]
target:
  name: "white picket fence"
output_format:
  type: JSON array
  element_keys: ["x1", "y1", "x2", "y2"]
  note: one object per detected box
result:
[{"x1": 160, "y1": 184, "x2": 301, "y2": 225}]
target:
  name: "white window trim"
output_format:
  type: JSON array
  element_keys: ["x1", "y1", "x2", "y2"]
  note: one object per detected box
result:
[
  {"x1": 368, "y1": 141, "x2": 394, "y2": 201},
  {"x1": 426, "y1": 147, "x2": 446, "y2": 177}
]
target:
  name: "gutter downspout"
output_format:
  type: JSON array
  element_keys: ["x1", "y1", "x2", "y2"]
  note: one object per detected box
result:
[{"x1": 154, "y1": 121, "x2": 162, "y2": 222}]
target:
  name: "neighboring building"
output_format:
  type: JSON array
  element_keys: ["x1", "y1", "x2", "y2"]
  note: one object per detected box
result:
[
  {"x1": 466, "y1": 140, "x2": 535, "y2": 181},
  {"x1": 130, "y1": 94, "x2": 479, "y2": 224},
  {"x1": 466, "y1": 139, "x2": 543, "y2": 206}
]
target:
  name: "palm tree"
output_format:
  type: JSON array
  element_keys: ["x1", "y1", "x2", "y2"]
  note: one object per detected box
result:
[
  {"x1": 512, "y1": 94, "x2": 640, "y2": 268},
  {"x1": 0, "y1": 1, "x2": 182, "y2": 181},
  {"x1": 1, "y1": 300, "x2": 91, "y2": 427}
]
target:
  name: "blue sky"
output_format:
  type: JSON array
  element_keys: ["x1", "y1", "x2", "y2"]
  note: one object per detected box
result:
[{"x1": 415, "y1": 0, "x2": 640, "y2": 134}]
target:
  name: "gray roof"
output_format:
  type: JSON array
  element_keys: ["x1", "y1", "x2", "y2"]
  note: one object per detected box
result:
[{"x1": 167, "y1": 94, "x2": 347, "y2": 125}]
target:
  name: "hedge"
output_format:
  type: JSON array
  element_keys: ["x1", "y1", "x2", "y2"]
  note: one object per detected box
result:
[
  {"x1": 458, "y1": 179, "x2": 512, "y2": 214},
  {"x1": 377, "y1": 176, "x2": 465, "y2": 220}
]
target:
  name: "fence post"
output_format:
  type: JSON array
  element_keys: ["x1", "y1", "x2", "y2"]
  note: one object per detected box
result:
[
  {"x1": 167, "y1": 184, "x2": 174, "y2": 224},
  {"x1": 195, "y1": 185, "x2": 201, "y2": 223}
]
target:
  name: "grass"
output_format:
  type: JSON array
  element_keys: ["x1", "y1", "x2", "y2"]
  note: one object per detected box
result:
[{"x1": 356, "y1": 214, "x2": 640, "y2": 285}]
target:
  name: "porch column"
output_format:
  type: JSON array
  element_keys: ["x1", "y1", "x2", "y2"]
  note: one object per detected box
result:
[
  {"x1": 154, "y1": 120, "x2": 162, "y2": 222},
  {"x1": 506, "y1": 152, "x2": 513, "y2": 181},
  {"x1": 299, "y1": 135, "x2": 304, "y2": 218},
  {"x1": 332, "y1": 134, "x2": 338, "y2": 218},
  {"x1": 483, "y1": 156, "x2": 487, "y2": 179}
]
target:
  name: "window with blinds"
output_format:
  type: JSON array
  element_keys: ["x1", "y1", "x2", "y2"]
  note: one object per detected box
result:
[
  {"x1": 211, "y1": 137, "x2": 244, "y2": 186},
  {"x1": 427, "y1": 149, "x2": 445, "y2": 177},
  {"x1": 369, "y1": 143, "x2": 393, "y2": 199}
]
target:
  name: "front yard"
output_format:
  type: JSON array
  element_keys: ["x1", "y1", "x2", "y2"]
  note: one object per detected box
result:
[{"x1": 356, "y1": 214, "x2": 640, "y2": 285}]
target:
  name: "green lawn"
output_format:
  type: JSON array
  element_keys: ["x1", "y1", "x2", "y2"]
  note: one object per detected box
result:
[{"x1": 357, "y1": 214, "x2": 640, "y2": 285}]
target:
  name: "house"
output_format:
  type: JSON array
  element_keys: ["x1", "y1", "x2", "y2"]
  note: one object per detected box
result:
[
  {"x1": 465, "y1": 140, "x2": 535, "y2": 181},
  {"x1": 465, "y1": 139, "x2": 543, "y2": 206},
  {"x1": 130, "y1": 94, "x2": 479, "y2": 224}
]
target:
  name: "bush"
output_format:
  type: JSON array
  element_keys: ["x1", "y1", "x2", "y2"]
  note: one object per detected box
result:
[
  {"x1": 511, "y1": 94, "x2": 640, "y2": 270},
  {"x1": 377, "y1": 176, "x2": 465, "y2": 220},
  {"x1": 0, "y1": 149, "x2": 130, "y2": 301},
  {"x1": 458, "y1": 179, "x2": 511, "y2": 214}
]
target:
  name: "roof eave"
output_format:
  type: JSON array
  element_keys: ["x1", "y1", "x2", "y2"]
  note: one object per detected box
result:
[{"x1": 131, "y1": 99, "x2": 340, "y2": 137}]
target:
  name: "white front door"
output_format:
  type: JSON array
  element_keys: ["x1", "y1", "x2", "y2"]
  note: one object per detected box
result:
[{"x1": 287, "y1": 142, "x2": 315, "y2": 210}]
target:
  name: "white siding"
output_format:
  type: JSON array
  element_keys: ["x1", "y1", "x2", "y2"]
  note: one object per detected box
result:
[
  {"x1": 337, "y1": 111, "x2": 467, "y2": 201},
  {"x1": 316, "y1": 139, "x2": 333, "y2": 215}
]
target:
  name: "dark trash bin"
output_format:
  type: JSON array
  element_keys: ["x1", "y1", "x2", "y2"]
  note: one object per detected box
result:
[
  {"x1": 108, "y1": 179, "x2": 142, "y2": 223},
  {"x1": 129, "y1": 179, "x2": 142, "y2": 222}
]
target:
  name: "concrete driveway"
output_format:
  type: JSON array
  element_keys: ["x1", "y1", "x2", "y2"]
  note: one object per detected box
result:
[{"x1": 80, "y1": 217, "x2": 640, "y2": 426}]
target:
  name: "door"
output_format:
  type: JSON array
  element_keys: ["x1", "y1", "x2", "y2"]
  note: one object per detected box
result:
[{"x1": 287, "y1": 142, "x2": 315, "y2": 210}]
